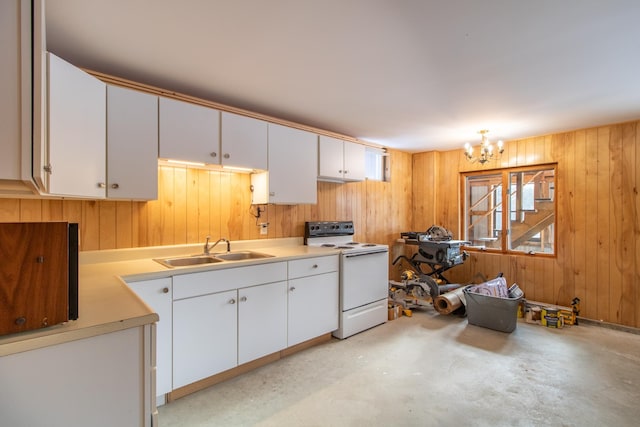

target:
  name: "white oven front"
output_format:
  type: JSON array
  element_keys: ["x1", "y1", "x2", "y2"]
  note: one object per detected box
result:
[{"x1": 340, "y1": 250, "x2": 389, "y2": 310}]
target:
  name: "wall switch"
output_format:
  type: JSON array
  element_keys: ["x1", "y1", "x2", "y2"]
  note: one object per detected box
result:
[{"x1": 260, "y1": 222, "x2": 269, "y2": 235}]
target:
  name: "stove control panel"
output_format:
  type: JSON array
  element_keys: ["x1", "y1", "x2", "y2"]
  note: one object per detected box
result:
[{"x1": 305, "y1": 221, "x2": 355, "y2": 237}]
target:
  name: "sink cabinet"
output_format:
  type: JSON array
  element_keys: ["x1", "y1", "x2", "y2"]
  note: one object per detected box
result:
[
  {"x1": 131, "y1": 254, "x2": 338, "y2": 395},
  {"x1": 173, "y1": 289, "x2": 237, "y2": 389},
  {"x1": 171, "y1": 262, "x2": 287, "y2": 388},
  {"x1": 287, "y1": 255, "x2": 339, "y2": 346}
]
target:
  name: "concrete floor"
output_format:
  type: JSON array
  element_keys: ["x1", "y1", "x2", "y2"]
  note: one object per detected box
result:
[{"x1": 158, "y1": 309, "x2": 640, "y2": 427}]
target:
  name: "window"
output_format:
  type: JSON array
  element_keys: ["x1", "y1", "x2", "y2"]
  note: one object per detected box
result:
[
  {"x1": 462, "y1": 165, "x2": 556, "y2": 255},
  {"x1": 365, "y1": 147, "x2": 389, "y2": 181}
]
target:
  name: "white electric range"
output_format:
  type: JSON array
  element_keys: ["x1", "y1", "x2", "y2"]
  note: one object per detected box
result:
[{"x1": 305, "y1": 221, "x2": 389, "y2": 339}]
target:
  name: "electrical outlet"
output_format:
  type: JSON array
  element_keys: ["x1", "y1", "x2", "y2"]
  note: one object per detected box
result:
[{"x1": 260, "y1": 222, "x2": 269, "y2": 235}]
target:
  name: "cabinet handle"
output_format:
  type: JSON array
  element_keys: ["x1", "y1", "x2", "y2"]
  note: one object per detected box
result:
[
  {"x1": 224, "y1": 153, "x2": 230, "y2": 159},
  {"x1": 240, "y1": 296, "x2": 247, "y2": 302},
  {"x1": 312, "y1": 264, "x2": 318, "y2": 268},
  {"x1": 97, "y1": 182, "x2": 106, "y2": 188},
  {"x1": 111, "y1": 183, "x2": 120, "y2": 189},
  {"x1": 162, "y1": 287, "x2": 169, "y2": 294},
  {"x1": 210, "y1": 152, "x2": 217, "y2": 158},
  {"x1": 290, "y1": 286, "x2": 296, "y2": 292},
  {"x1": 228, "y1": 298, "x2": 236, "y2": 304},
  {"x1": 43, "y1": 164, "x2": 52, "y2": 174}
]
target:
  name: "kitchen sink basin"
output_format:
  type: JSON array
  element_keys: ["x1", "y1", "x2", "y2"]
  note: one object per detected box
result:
[
  {"x1": 153, "y1": 255, "x2": 224, "y2": 268},
  {"x1": 214, "y1": 251, "x2": 274, "y2": 261}
]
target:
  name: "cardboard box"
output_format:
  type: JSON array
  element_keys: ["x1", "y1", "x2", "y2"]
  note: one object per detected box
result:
[{"x1": 388, "y1": 305, "x2": 402, "y2": 321}]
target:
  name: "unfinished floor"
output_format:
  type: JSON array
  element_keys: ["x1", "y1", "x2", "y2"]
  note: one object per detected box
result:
[{"x1": 158, "y1": 309, "x2": 640, "y2": 427}]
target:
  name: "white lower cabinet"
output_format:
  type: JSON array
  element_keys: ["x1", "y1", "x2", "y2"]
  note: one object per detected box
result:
[
  {"x1": 287, "y1": 255, "x2": 339, "y2": 346},
  {"x1": 135, "y1": 256, "x2": 339, "y2": 394},
  {"x1": 127, "y1": 277, "x2": 173, "y2": 397},
  {"x1": 0, "y1": 326, "x2": 153, "y2": 427},
  {"x1": 238, "y1": 281, "x2": 287, "y2": 364},
  {"x1": 173, "y1": 289, "x2": 237, "y2": 389}
]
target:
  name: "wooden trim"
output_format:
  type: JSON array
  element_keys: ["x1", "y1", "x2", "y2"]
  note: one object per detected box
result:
[{"x1": 166, "y1": 333, "x2": 332, "y2": 402}]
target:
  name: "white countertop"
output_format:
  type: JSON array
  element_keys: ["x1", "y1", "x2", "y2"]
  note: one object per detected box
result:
[{"x1": 0, "y1": 238, "x2": 337, "y2": 356}]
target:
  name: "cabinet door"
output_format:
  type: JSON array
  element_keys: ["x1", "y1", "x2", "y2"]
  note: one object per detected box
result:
[
  {"x1": 318, "y1": 135, "x2": 344, "y2": 180},
  {"x1": 267, "y1": 123, "x2": 317, "y2": 204},
  {"x1": 107, "y1": 85, "x2": 158, "y2": 200},
  {"x1": 127, "y1": 278, "x2": 172, "y2": 396},
  {"x1": 47, "y1": 53, "x2": 106, "y2": 198},
  {"x1": 159, "y1": 97, "x2": 220, "y2": 165},
  {"x1": 172, "y1": 290, "x2": 237, "y2": 389},
  {"x1": 288, "y1": 272, "x2": 339, "y2": 346},
  {"x1": 0, "y1": 0, "x2": 23, "y2": 182},
  {"x1": 343, "y1": 141, "x2": 366, "y2": 181},
  {"x1": 220, "y1": 111, "x2": 267, "y2": 170},
  {"x1": 238, "y1": 281, "x2": 287, "y2": 365}
]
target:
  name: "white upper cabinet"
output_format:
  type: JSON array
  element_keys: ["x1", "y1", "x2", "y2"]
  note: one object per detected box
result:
[
  {"x1": 318, "y1": 135, "x2": 366, "y2": 182},
  {"x1": 107, "y1": 85, "x2": 158, "y2": 200},
  {"x1": 47, "y1": 52, "x2": 106, "y2": 198},
  {"x1": 0, "y1": 0, "x2": 42, "y2": 196},
  {"x1": 220, "y1": 112, "x2": 268, "y2": 170},
  {"x1": 159, "y1": 97, "x2": 220, "y2": 165},
  {"x1": 343, "y1": 140, "x2": 366, "y2": 181},
  {"x1": 251, "y1": 123, "x2": 317, "y2": 205}
]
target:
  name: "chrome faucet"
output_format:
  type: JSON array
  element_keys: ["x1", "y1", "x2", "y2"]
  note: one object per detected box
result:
[{"x1": 204, "y1": 236, "x2": 231, "y2": 255}]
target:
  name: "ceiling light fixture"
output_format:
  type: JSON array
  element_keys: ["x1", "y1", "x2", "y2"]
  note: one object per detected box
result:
[{"x1": 464, "y1": 130, "x2": 504, "y2": 165}]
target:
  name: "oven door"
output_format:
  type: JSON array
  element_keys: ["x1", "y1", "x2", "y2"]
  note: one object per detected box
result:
[{"x1": 340, "y1": 250, "x2": 389, "y2": 311}]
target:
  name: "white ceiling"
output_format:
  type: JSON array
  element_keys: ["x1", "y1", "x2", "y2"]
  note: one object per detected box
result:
[{"x1": 46, "y1": 0, "x2": 640, "y2": 153}]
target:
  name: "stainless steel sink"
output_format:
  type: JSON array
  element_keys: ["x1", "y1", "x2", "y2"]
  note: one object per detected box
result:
[
  {"x1": 153, "y1": 255, "x2": 224, "y2": 268},
  {"x1": 214, "y1": 251, "x2": 274, "y2": 261}
]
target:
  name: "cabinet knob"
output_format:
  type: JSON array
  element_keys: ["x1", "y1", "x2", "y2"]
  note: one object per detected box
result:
[
  {"x1": 111, "y1": 183, "x2": 120, "y2": 189},
  {"x1": 210, "y1": 152, "x2": 217, "y2": 158},
  {"x1": 344, "y1": 170, "x2": 349, "y2": 174},
  {"x1": 312, "y1": 264, "x2": 318, "y2": 268},
  {"x1": 224, "y1": 153, "x2": 230, "y2": 159},
  {"x1": 14, "y1": 316, "x2": 26, "y2": 326},
  {"x1": 289, "y1": 286, "x2": 296, "y2": 292},
  {"x1": 162, "y1": 287, "x2": 169, "y2": 294},
  {"x1": 97, "y1": 182, "x2": 106, "y2": 188},
  {"x1": 43, "y1": 164, "x2": 52, "y2": 174},
  {"x1": 240, "y1": 296, "x2": 247, "y2": 302},
  {"x1": 229, "y1": 298, "x2": 236, "y2": 304},
  {"x1": 338, "y1": 170, "x2": 343, "y2": 174}
]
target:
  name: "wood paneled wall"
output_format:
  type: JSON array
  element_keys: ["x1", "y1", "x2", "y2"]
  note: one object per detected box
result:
[
  {"x1": 412, "y1": 120, "x2": 640, "y2": 328},
  {"x1": 0, "y1": 149, "x2": 412, "y2": 278}
]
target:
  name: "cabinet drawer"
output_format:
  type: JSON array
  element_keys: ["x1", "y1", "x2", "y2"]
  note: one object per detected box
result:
[
  {"x1": 173, "y1": 262, "x2": 287, "y2": 300},
  {"x1": 288, "y1": 255, "x2": 339, "y2": 279}
]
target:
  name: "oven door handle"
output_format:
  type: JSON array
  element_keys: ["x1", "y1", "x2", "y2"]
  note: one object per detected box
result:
[{"x1": 343, "y1": 250, "x2": 388, "y2": 258}]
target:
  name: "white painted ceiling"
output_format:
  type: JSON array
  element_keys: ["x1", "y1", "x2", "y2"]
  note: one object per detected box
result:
[{"x1": 46, "y1": 0, "x2": 640, "y2": 152}]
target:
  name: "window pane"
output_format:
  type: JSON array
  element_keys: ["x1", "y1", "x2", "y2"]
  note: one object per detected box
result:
[
  {"x1": 507, "y1": 168, "x2": 555, "y2": 253},
  {"x1": 465, "y1": 174, "x2": 502, "y2": 249},
  {"x1": 463, "y1": 165, "x2": 556, "y2": 255},
  {"x1": 365, "y1": 147, "x2": 387, "y2": 181}
]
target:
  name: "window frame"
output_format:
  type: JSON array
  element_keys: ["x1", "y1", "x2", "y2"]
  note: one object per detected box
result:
[{"x1": 460, "y1": 163, "x2": 557, "y2": 257}]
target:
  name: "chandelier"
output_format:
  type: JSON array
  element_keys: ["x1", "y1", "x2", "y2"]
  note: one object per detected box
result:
[{"x1": 464, "y1": 130, "x2": 504, "y2": 164}]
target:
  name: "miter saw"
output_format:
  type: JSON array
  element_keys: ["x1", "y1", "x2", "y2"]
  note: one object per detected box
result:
[{"x1": 390, "y1": 225, "x2": 469, "y2": 309}]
